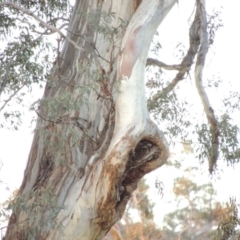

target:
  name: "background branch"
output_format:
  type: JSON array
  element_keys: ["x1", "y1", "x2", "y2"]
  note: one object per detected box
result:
[
  {"x1": 147, "y1": 1, "x2": 201, "y2": 109},
  {"x1": 147, "y1": 0, "x2": 219, "y2": 173},
  {"x1": 0, "y1": 2, "x2": 83, "y2": 51},
  {"x1": 194, "y1": 0, "x2": 219, "y2": 173},
  {"x1": 146, "y1": 58, "x2": 182, "y2": 71}
]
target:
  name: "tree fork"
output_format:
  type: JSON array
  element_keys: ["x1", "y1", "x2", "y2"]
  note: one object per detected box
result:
[{"x1": 4, "y1": 0, "x2": 176, "y2": 239}]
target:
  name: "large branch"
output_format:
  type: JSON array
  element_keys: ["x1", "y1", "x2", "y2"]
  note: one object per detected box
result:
[
  {"x1": 194, "y1": 0, "x2": 219, "y2": 173},
  {"x1": 147, "y1": 4, "x2": 202, "y2": 110}
]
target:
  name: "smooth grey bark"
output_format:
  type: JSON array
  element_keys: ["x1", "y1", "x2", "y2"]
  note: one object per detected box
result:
[{"x1": 4, "y1": 0, "x2": 177, "y2": 239}]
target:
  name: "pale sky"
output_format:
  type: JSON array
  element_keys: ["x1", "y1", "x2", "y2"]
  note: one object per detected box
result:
[{"x1": 0, "y1": 0, "x2": 240, "y2": 232}]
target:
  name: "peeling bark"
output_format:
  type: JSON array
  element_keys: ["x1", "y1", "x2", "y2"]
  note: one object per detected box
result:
[{"x1": 4, "y1": 0, "x2": 176, "y2": 239}]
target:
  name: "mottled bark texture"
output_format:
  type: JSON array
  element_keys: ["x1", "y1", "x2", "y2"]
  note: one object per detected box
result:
[{"x1": 5, "y1": 0, "x2": 176, "y2": 239}]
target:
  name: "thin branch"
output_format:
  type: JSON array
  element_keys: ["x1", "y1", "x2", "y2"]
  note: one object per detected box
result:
[
  {"x1": 0, "y1": 2, "x2": 83, "y2": 51},
  {"x1": 147, "y1": 58, "x2": 182, "y2": 70},
  {"x1": 0, "y1": 85, "x2": 25, "y2": 112},
  {"x1": 17, "y1": 16, "x2": 68, "y2": 35},
  {"x1": 194, "y1": 0, "x2": 219, "y2": 173},
  {"x1": 47, "y1": 17, "x2": 69, "y2": 25}
]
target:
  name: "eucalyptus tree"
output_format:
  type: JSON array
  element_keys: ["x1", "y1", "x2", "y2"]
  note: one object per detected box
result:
[{"x1": 0, "y1": 0, "x2": 237, "y2": 239}]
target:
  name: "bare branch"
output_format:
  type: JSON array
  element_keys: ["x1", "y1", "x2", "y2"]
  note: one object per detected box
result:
[
  {"x1": 17, "y1": 16, "x2": 68, "y2": 35},
  {"x1": 146, "y1": 58, "x2": 182, "y2": 70},
  {"x1": 0, "y1": 2, "x2": 83, "y2": 51},
  {"x1": 194, "y1": 0, "x2": 219, "y2": 173},
  {"x1": 148, "y1": 3, "x2": 201, "y2": 109},
  {"x1": 147, "y1": 0, "x2": 219, "y2": 173}
]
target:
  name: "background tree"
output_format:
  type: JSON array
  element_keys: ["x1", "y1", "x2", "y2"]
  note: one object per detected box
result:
[
  {"x1": 161, "y1": 163, "x2": 229, "y2": 239},
  {"x1": 0, "y1": 0, "x2": 68, "y2": 129},
  {"x1": 104, "y1": 179, "x2": 163, "y2": 240},
  {"x1": 0, "y1": 0, "x2": 239, "y2": 239},
  {"x1": 105, "y1": 162, "x2": 240, "y2": 240}
]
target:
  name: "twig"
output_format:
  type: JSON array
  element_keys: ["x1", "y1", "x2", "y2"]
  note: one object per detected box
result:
[{"x1": 0, "y1": 85, "x2": 25, "y2": 112}]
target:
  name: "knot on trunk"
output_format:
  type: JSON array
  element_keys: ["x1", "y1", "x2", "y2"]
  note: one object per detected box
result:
[
  {"x1": 125, "y1": 138, "x2": 161, "y2": 181},
  {"x1": 128, "y1": 139, "x2": 160, "y2": 166},
  {"x1": 116, "y1": 139, "x2": 161, "y2": 205}
]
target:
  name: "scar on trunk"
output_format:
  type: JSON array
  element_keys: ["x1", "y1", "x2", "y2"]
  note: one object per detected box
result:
[
  {"x1": 132, "y1": 0, "x2": 142, "y2": 12},
  {"x1": 120, "y1": 27, "x2": 141, "y2": 78}
]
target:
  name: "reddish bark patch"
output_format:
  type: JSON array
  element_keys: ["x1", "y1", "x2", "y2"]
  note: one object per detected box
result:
[{"x1": 120, "y1": 26, "x2": 141, "y2": 78}]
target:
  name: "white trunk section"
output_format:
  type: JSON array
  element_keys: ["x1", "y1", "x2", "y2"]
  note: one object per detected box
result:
[{"x1": 113, "y1": 0, "x2": 176, "y2": 145}]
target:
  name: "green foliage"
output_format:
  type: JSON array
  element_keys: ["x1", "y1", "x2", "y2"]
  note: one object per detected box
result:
[
  {"x1": 8, "y1": 187, "x2": 65, "y2": 239},
  {"x1": 0, "y1": 1, "x2": 239, "y2": 239},
  {"x1": 0, "y1": 161, "x2": 11, "y2": 228},
  {"x1": 147, "y1": 36, "x2": 240, "y2": 171},
  {"x1": 161, "y1": 162, "x2": 230, "y2": 240},
  {"x1": 0, "y1": 0, "x2": 72, "y2": 129},
  {"x1": 214, "y1": 198, "x2": 240, "y2": 240},
  {"x1": 196, "y1": 123, "x2": 212, "y2": 163},
  {"x1": 150, "y1": 31, "x2": 162, "y2": 56},
  {"x1": 207, "y1": 9, "x2": 223, "y2": 46},
  {"x1": 223, "y1": 91, "x2": 240, "y2": 112},
  {"x1": 146, "y1": 68, "x2": 192, "y2": 146},
  {"x1": 88, "y1": 9, "x2": 128, "y2": 42},
  {"x1": 218, "y1": 114, "x2": 240, "y2": 164}
]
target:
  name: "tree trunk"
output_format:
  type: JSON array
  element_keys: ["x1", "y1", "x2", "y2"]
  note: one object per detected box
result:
[{"x1": 5, "y1": 0, "x2": 176, "y2": 239}]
